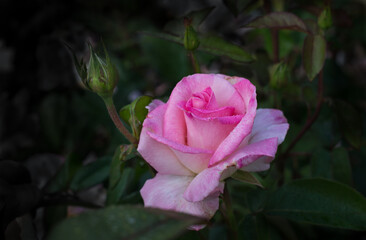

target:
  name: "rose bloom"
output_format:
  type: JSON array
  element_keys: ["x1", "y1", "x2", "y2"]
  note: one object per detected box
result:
[{"x1": 138, "y1": 74, "x2": 289, "y2": 229}]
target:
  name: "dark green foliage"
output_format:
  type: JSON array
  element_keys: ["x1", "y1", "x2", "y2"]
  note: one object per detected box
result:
[
  {"x1": 48, "y1": 206, "x2": 204, "y2": 240},
  {"x1": 302, "y1": 35, "x2": 326, "y2": 81},
  {"x1": 265, "y1": 179, "x2": 366, "y2": 230},
  {"x1": 1, "y1": 0, "x2": 365, "y2": 239}
]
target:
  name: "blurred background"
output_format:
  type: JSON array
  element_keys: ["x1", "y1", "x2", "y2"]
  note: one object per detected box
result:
[{"x1": 0, "y1": 0, "x2": 365, "y2": 239}]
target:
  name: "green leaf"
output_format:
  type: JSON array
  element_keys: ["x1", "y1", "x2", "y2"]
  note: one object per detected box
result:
[
  {"x1": 311, "y1": 148, "x2": 332, "y2": 179},
  {"x1": 198, "y1": 35, "x2": 253, "y2": 62},
  {"x1": 70, "y1": 156, "x2": 112, "y2": 191},
  {"x1": 332, "y1": 147, "x2": 352, "y2": 185},
  {"x1": 133, "y1": 96, "x2": 153, "y2": 123},
  {"x1": 245, "y1": 189, "x2": 269, "y2": 213},
  {"x1": 48, "y1": 205, "x2": 204, "y2": 240},
  {"x1": 108, "y1": 147, "x2": 123, "y2": 191},
  {"x1": 333, "y1": 100, "x2": 362, "y2": 148},
  {"x1": 232, "y1": 171, "x2": 263, "y2": 188},
  {"x1": 106, "y1": 146, "x2": 136, "y2": 205},
  {"x1": 245, "y1": 12, "x2": 308, "y2": 33},
  {"x1": 140, "y1": 32, "x2": 253, "y2": 63},
  {"x1": 239, "y1": 214, "x2": 282, "y2": 240},
  {"x1": 302, "y1": 34, "x2": 326, "y2": 81},
  {"x1": 304, "y1": 19, "x2": 323, "y2": 35},
  {"x1": 264, "y1": 178, "x2": 366, "y2": 230},
  {"x1": 106, "y1": 167, "x2": 134, "y2": 205},
  {"x1": 120, "y1": 96, "x2": 152, "y2": 123},
  {"x1": 119, "y1": 96, "x2": 152, "y2": 139}
]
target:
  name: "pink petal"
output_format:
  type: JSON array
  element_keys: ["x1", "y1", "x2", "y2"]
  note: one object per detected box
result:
[
  {"x1": 184, "y1": 113, "x2": 241, "y2": 152},
  {"x1": 147, "y1": 131, "x2": 212, "y2": 154},
  {"x1": 229, "y1": 137, "x2": 278, "y2": 169},
  {"x1": 142, "y1": 102, "x2": 214, "y2": 174},
  {"x1": 188, "y1": 87, "x2": 216, "y2": 109},
  {"x1": 249, "y1": 109, "x2": 289, "y2": 144},
  {"x1": 163, "y1": 74, "x2": 244, "y2": 144},
  {"x1": 184, "y1": 138, "x2": 277, "y2": 202},
  {"x1": 138, "y1": 104, "x2": 193, "y2": 176},
  {"x1": 170, "y1": 149, "x2": 212, "y2": 174},
  {"x1": 185, "y1": 105, "x2": 236, "y2": 118},
  {"x1": 146, "y1": 99, "x2": 165, "y2": 112},
  {"x1": 140, "y1": 173, "x2": 220, "y2": 230},
  {"x1": 208, "y1": 78, "x2": 257, "y2": 166},
  {"x1": 147, "y1": 131, "x2": 212, "y2": 174},
  {"x1": 232, "y1": 77, "x2": 257, "y2": 110}
]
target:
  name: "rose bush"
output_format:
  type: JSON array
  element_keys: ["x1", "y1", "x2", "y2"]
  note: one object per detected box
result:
[{"x1": 138, "y1": 74, "x2": 289, "y2": 229}]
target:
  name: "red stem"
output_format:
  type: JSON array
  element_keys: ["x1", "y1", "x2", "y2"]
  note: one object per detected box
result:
[{"x1": 104, "y1": 97, "x2": 137, "y2": 145}]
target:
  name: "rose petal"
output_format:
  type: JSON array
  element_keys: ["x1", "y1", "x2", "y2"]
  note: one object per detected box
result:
[
  {"x1": 146, "y1": 99, "x2": 165, "y2": 112},
  {"x1": 143, "y1": 103, "x2": 214, "y2": 174},
  {"x1": 185, "y1": 105, "x2": 236, "y2": 118},
  {"x1": 140, "y1": 173, "x2": 220, "y2": 230},
  {"x1": 188, "y1": 87, "x2": 216, "y2": 109},
  {"x1": 232, "y1": 77, "x2": 257, "y2": 109},
  {"x1": 170, "y1": 149, "x2": 212, "y2": 174},
  {"x1": 147, "y1": 131, "x2": 212, "y2": 174},
  {"x1": 184, "y1": 138, "x2": 277, "y2": 202},
  {"x1": 164, "y1": 74, "x2": 244, "y2": 144},
  {"x1": 208, "y1": 78, "x2": 257, "y2": 166},
  {"x1": 249, "y1": 109, "x2": 289, "y2": 144},
  {"x1": 184, "y1": 113, "x2": 241, "y2": 152},
  {"x1": 138, "y1": 104, "x2": 193, "y2": 176}
]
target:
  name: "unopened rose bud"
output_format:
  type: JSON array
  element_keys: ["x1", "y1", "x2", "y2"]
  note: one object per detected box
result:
[
  {"x1": 269, "y1": 62, "x2": 288, "y2": 89},
  {"x1": 183, "y1": 18, "x2": 200, "y2": 51},
  {"x1": 83, "y1": 44, "x2": 118, "y2": 98},
  {"x1": 318, "y1": 6, "x2": 332, "y2": 30}
]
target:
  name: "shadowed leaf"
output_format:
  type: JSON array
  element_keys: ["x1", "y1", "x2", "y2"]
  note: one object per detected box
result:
[
  {"x1": 70, "y1": 157, "x2": 112, "y2": 191},
  {"x1": 245, "y1": 12, "x2": 308, "y2": 33},
  {"x1": 140, "y1": 32, "x2": 253, "y2": 63},
  {"x1": 332, "y1": 147, "x2": 352, "y2": 186},
  {"x1": 232, "y1": 171, "x2": 263, "y2": 188},
  {"x1": 264, "y1": 178, "x2": 366, "y2": 230},
  {"x1": 47, "y1": 205, "x2": 204, "y2": 240},
  {"x1": 302, "y1": 34, "x2": 326, "y2": 81},
  {"x1": 199, "y1": 35, "x2": 253, "y2": 62}
]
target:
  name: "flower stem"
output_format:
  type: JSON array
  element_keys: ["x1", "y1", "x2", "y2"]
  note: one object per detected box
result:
[
  {"x1": 103, "y1": 97, "x2": 137, "y2": 145},
  {"x1": 221, "y1": 186, "x2": 238, "y2": 240},
  {"x1": 189, "y1": 51, "x2": 201, "y2": 73}
]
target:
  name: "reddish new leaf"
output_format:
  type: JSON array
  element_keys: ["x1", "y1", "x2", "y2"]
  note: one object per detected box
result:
[{"x1": 245, "y1": 12, "x2": 309, "y2": 33}]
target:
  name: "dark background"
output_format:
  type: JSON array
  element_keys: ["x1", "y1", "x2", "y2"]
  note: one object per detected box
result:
[{"x1": 0, "y1": 0, "x2": 365, "y2": 239}]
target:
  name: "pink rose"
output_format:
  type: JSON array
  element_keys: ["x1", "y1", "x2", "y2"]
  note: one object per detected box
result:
[{"x1": 138, "y1": 74, "x2": 289, "y2": 229}]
